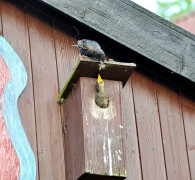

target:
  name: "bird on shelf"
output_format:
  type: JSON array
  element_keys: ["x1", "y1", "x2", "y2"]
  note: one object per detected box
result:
[
  {"x1": 72, "y1": 39, "x2": 106, "y2": 70},
  {"x1": 95, "y1": 74, "x2": 109, "y2": 108}
]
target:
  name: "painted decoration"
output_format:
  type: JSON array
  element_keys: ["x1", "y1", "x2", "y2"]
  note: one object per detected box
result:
[
  {"x1": 0, "y1": 36, "x2": 36, "y2": 180},
  {"x1": 0, "y1": 53, "x2": 20, "y2": 180}
]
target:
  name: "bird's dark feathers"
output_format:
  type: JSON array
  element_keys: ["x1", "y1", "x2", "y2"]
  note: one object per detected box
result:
[{"x1": 77, "y1": 39, "x2": 105, "y2": 61}]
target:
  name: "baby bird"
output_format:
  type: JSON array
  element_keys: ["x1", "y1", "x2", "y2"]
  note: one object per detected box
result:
[
  {"x1": 72, "y1": 39, "x2": 106, "y2": 70},
  {"x1": 95, "y1": 74, "x2": 109, "y2": 108}
]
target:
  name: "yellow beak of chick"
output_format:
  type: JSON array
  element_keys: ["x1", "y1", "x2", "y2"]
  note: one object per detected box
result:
[{"x1": 98, "y1": 74, "x2": 103, "y2": 84}]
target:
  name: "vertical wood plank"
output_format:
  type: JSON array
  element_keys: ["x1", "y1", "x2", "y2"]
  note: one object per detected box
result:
[
  {"x1": 53, "y1": 21, "x2": 79, "y2": 179},
  {"x1": 131, "y1": 71, "x2": 166, "y2": 180},
  {"x1": 180, "y1": 93, "x2": 195, "y2": 179},
  {"x1": 53, "y1": 21, "x2": 79, "y2": 91},
  {"x1": 27, "y1": 9, "x2": 65, "y2": 180},
  {"x1": 0, "y1": 3, "x2": 2, "y2": 34},
  {"x1": 63, "y1": 79, "x2": 85, "y2": 180},
  {"x1": 0, "y1": 1, "x2": 39, "y2": 179},
  {"x1": 122, "y1": 79, "x2": 142, "y2": 180},
  {"x1": 155, "y1": 80, "x2": 191, "y2": 180}
]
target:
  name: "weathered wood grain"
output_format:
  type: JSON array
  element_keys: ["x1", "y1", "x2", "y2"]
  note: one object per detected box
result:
[
  {"x1": 64, "y1": 77, "x2": 126, "y2": 179},
  {"x1": 0, "y1": 5, "x2": 2, "y2": 35},
  {"x1": 53, "y1": 22, "x2": 79, "y2": 179},
  {"x1": 131, "y1": 71, "x2": 166, "y2": 180},
  {"x1": 27, "y1": 9, "x2": 65, "y2": 180},
  {"x1": 53, "y1": 21, "x2": 79, "y2": 180},
  {"x1": 81, "y1": 77, "x2": 126, "y2": 178},
  {"x1": 155, "y1": 80, "x2": 191, "y2": 180},
  {"x1": 180, "y1": 93, "x2": 195, "y2": 179},
  {"x1": 63, "y1": 78, "x2": 85, "y2": 180},
  {"x1": 0, "y1": 1, "x2": 39, "y2": 179},
  {"x1": 53, "y1": 21, "x2": 79, "y2": 91},
  {"x1": 24, "y1": 0, "x2": 195, "y2": 84},
  {"x1": 2, "y1": 1, "x2": 195, "y2": 180},
  {"x1": 122, "y1": 79, "x2": 142, "y2": 180}
]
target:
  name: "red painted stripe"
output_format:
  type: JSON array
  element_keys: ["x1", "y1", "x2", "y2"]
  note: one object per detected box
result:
[{"x1": 0, "y1": 55, "x2": 20, "y2": 179}]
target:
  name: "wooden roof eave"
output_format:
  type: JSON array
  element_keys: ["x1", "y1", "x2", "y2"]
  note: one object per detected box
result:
[{"x1": 18, "y1": 0, "x2": 195, "y2": 93}]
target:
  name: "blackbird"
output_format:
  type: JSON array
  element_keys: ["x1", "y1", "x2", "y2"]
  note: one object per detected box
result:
[
  {"x1": 78, "y1": 39, "x2": 105, "y2": 60},
  {"x1": 72, "y1": 39, "x2": 106, "y2": 70},
  {"x1": 95, "y1": 74, "x2": 109, "y2": 108}
]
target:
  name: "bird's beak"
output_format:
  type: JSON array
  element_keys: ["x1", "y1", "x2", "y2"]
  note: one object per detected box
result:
[
  {"x1": 71, "y1": 45, "x2": 78, "y2": 47},
  {"x1": 98, "y1": 74, "x2": 103, "y2": 84}
]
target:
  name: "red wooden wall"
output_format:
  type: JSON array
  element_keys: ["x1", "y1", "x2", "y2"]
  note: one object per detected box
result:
[
  {"x1": 174, "y1": 13, "x2": 195, "y2": 34},
  {"x1": 0, "y1": 1, "x2": 195, "y2": 179}
]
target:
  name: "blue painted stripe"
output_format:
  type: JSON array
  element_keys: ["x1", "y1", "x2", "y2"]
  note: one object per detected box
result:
[{"x1": 0, "y1": 36, "x2": 36, "y2": 180}]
